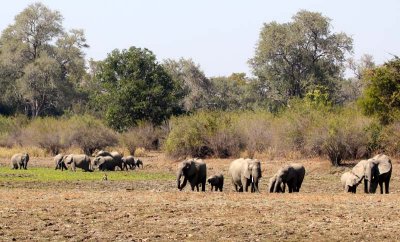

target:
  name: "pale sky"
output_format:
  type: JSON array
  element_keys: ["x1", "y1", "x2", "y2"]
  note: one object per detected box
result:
[{"x1": 1, "y1": 0, "x2": 399, "y2": 77}]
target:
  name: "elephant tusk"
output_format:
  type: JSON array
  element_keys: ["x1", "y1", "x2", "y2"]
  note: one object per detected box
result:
[{"x1": 252, "y1": 176, "x2": 254, "y2": 183}]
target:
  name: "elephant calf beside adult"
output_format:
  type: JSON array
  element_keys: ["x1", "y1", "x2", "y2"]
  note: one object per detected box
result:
[
  {"x1": 207, "y1": 173, "x2": 224, "y2": 192},
  {"x1": 11, "y1": 153, "x2": 29, "y2": 170},
  {"x1": 54, "y1": 154, "x2": 68, "y2": 171},
  {"x1": 177, "y1": 158, "x2": 207, "y2": 192},
  {"x1": 340, "y1": 171, "x2": 361, "y2": 193},
  {"x1": 352, "y1": 154, "x2": 392, "y2": 194},
  {"x1": 269, "y1": 163, "x2": 305, "y2": 193},
  {"x1": 229, "y1": 158, "x2": 262, "y2": 193}
]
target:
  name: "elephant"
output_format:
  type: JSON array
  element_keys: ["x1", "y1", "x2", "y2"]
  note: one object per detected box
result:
[
  {"x1": 271, "y1": 163, "x2": 305, "y2": 193},
  {"x1": 177, "y1": 158, "x2": 207, "y2": 192},
  {"x1": 207, "y1": 174, "x2": 224, "y2": 192},
  {"x1": 352, "y1": 154, "x2": 392, "y2": 194},
  {"x1": 93, "y1": 156, "x2": 119, "y2": 171},
  {"x1": 63, "y1": 154, "x2": 92, "y2": 172},
  {"x1": 54, "y1": 154, "x2": 67, "y2": 171},
  {"x1": 122, "y1": 156, "x2": 136, "y2": 170},
  {"x1": 135, "y1": 159, "x2": 143, "y2": 169},
  {"x1": 11, "y1": 153, "x2": 29, "y2": 169},
  {"x1": 340, "y1": 171, "x2": 361, "y2": 193},
  {"x1": 228, "y1": 158, "x2": 262, "y2": 193},
  {"x1": 96, "y1": 150, "x2": 124, "y2": 171},
  {"x1": 268, "y1": 174, "x2": 285, "y2": 193}
]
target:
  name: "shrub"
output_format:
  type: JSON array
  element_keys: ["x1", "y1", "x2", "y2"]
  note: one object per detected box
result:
[
  {"x1": 0, "y1": 115, "x2": 29, "y2": 147},
  {"x1": 22, "y1": 117, "x2": 70, "y2": 155},
  {"x1": 120, "y1": 122, "x2": 166, "y2": 155},
  {"x1": 67, "y1": 116, "x2": 118, "y2": 155},
  {"x1": 380, "y1": 121, "x2": 400, "y2": 156}
]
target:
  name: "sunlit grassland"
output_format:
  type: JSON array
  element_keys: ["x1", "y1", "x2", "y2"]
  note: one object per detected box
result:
[{"x1": 0, "y1": 167, "x2": 174, "y2": 182}]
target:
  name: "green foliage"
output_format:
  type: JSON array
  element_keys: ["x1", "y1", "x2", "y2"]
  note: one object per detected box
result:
[
  {"x1": 92, "y1": 47, "x2": 182, "y2": 131},
  {"x1": 164, "y1": 111, "x2": 241, "y2": 158},
  {"x1": 162, "y1": 58, "x2": 211, "y2": 112},
  {"x1": 249, "y1": 10, "x2": 353, "y2": 104},
  {"x1": 0, "y1": 3, "x2": 88, "y2": 117},
  {"x1": 359, "y1": 57, "x2": 400, "y2": 124}
]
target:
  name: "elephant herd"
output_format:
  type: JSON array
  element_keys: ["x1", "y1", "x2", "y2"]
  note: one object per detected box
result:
[
  {"x1": 10, "y1": 151, "x2": 393, "y2": 194},
  {"x1": 178, "y1": 154, "x2": 393, "y2": 194},
  {"x1": 12, "y1": 150, "x2": 144, "y2": 172},
  {"x1": 176, "y1": 157, "x2": 306, "y2": 193}
]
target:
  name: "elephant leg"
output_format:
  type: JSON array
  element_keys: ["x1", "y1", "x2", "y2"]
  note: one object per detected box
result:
[
  {"x1": 202, "y1": 180, "x2": 206, "y2": 192},
  {"x1": 379, "y1": 181, "x2": 384, "y2": 194},
  {"x1": 241, "y1": 177, "x2": 249, "y2": 192}
]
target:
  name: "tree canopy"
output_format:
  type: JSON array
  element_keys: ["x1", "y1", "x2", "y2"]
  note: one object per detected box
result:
[
  {"x1": 249, "y1": 10, "x2": 353, "y2": 105},
  {"x1": 0, "y1": 2, "x2": 88, "y2": 117},
  {"x1": 359, "y1": 57, "x2": 400, "y2": 124},
  {"x1": 91, "y1": 47, "x2": 183, "y2": 131}
]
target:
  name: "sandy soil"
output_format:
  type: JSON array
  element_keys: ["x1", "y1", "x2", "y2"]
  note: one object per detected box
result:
[{"x1": 0, "y1": 154, "x2": 399, "y2": 241}]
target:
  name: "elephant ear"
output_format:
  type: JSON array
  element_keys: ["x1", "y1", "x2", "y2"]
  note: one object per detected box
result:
[
  {"x1": 375, "y1": 155, "x2": 392, "y2": 174},
  {"x1": 352, "y1": 160, "x2": 367, "y2": 178}
]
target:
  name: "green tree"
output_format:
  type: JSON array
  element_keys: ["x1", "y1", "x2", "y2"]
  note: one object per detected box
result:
[
  {"x1": 92, "y1": 47, "x2": 182, "y2": 131},
  {"x1": 359, "y1": 57, "x2": 400, "y2": 124},
  {"x1": 162, "y1": 58, "x2": 212, "y2": 112},
  {"x1": 0, "y1": 3, "x2": 88, "y2": 116},
  {"x1": 249, "y1": 10, "x2": 353, "y2": 104}
]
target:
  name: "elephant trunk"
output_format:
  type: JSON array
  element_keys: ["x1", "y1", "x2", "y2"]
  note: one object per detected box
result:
[{"x1": 274, "y1": 178, "x2": 283, "y2": 193}]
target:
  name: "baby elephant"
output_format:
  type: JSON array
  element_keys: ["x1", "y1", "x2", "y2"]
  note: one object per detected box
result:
[
  {"x1": 341, "y1": 171, "x2": 361, "y2": 193},
  {"x1": 11, "y1": 153, "x2": 29, "y2": 169},
  {"x1": 207, "y1": 174, "x2": 224, "y2": 192}
]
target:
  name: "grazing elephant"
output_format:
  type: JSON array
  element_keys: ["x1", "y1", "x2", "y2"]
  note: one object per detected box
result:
[
  {"x1": 135, "y1": 159, "x2": 143, "y2": 169},
  {"x1": 271, "y1": 163, "x2": 305, "y2": 193},
  {"x1": 54, "y1": 154, "x2": 67, "y2": 171},
  {"x1": 228, "y1": 158, "x2": 262, "y2": 193},
  {"x1": 11, "y1": 153, "x2": 29, "y2": 170},
  {"x1": 177, "y1": 158, "x2": 207, "y2": 192},
  {"x1": 122, "y1": 156, "x2": 136, "y2": 170},
  {"x1": 340, "y1": 171, "x2": 361, "y2": 193},
  {"x1": 93, "y1": 156, "x2": 118, "y2": 171},
  {"x1": 352, "y1": 154, "x2": 392, "y2": 194},
  {"x1": 268, "y1": 174, "x2": 284, "y2": 193},
  {"x1": 63, "y1": 154, "x2": 92, "y2": 172},
  {"x1": 207, "y1": 174, "x2": 224, "y2": 192},
  {"x1": 96, "y1": 150, "x2": 124, "y2": 171}
]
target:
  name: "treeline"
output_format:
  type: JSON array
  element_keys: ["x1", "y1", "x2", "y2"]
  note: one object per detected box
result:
[{"x1": 0, "y1": 3, "x2": 399, "y2": 164}]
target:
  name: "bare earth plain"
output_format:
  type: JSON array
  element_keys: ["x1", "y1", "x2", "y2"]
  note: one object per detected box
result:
[{"x1": 0, "y1": 153, "x2": 400, "y2": 241}]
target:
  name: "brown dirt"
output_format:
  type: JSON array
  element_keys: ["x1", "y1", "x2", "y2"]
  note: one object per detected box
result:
[{"x1": 1, "y1": 154, "x2": 400, "y2": 241}]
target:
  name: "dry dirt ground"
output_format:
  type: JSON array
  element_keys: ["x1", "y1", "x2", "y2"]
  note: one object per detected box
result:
[{"x1": 1, "y1": 153, "x2": 400, "y2": 241}]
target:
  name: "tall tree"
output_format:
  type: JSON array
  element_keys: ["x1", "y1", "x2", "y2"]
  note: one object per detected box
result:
[
  {"x1": 249, "y1": 10, "x2": 353, "y2": 104},
  {"x1": 162, "y1": 58, "x2": 212, "y2": 112},
  {"x1": 92, "y1": 47, "x2": 183, "y2": 131},
  {"x1": 0, "y1": 3, "x2": 88, "y2": 116}
]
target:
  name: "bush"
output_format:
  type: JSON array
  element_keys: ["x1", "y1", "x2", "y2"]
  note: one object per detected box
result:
[
  {"x1": 164, "y1": 111, "x2": 242, "y2": 158},
  {"x1": 120, "y1": 122, "x2": 166, "y2": 155},
  {"x1": 22, "y1": 117, "x2": 70, "y2": 155},
  {"x1": 381, "y1": 121, "x2": 400, "y2": 156},
  {"x1": 0, "y1": 115, "x2": 29, "y2": 147},
  {"x1": 68, "y1": 116, "x2": 118, "y2": 155}
]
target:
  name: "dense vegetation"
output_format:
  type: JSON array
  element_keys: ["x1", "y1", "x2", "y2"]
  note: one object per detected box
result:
[{"x1": 0, "y1": 3, "x2": 399, "y2": 165}]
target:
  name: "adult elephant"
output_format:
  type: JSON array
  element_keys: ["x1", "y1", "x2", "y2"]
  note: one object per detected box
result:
[
  {"x1": 352, "y1": 154, "x2": 392, "y2": 194},
  {"x1": 63, "y1": 154, "x2": 92, "y2": 172},
  {"x1": 177, "y1": 158, "x2": 207, "y2": 192},
  {"x1": 54, "y1": 154, "x2": 67, "y2": 171},
  {"x1": 271, "y1": 163, "x2": 305, "y2": 193},
  {"x1": 122, "y1": 156, "x2": 136, "y2": 170},
  {"x1": 11, "y1": 153, "x2": 29, "y2": 170},
  {"x1": 228, "y1": 158, "x2": 262, "y2": 193},
  {"x1": 96, "y1": 150, "x2": 124, "y2": 171},
  {"x1": 93, "y1": 156, "x2": 118, "y2": 171}
]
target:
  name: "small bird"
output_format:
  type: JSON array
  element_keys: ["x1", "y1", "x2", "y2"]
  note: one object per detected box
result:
[{"x1": 102, "y1": 173, "x2": 108, "y2": 181}]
